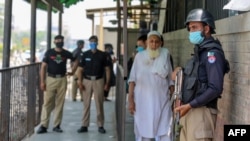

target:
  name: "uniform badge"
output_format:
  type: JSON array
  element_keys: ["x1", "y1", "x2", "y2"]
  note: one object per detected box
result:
[{"x1": 207, "y1": 51, "x2": 216, "y2": 63}]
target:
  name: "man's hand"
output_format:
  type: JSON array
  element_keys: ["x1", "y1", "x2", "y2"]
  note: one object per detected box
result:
[
  {"x1": 104, "y1": 83, "x2": 109, "y2": 91},
  {"x1": 77, "y1": 80, "x2": 85, "y2": 91},
  {"x1": 39, "y1": 62, "x2": 47, "y2": 91},
  {"x1": 66, "y1": 72, "x2": 73, "y2": 76},
  {"x1": 128, "y1": 101, "x2": 136, "y2": 115},
  {"x1": 169, "y1": 85, "x2": 174, "y2": 95},
  {"x1": 128, "y1": 82, "x2": 136, "y2": 115},
  {"x1": 40, "y1": 82, "x2": 46, "y2": 91},
  {"x1": 174, "y1": 103, "x2": 192, "y2": 117},
  {"x1": 172, "y1": 67, "x2": 182, "y2": 81}
]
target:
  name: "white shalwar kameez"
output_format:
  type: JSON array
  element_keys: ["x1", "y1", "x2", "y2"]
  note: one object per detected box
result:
[{"x1": 128, "y1": 48, "x2": 174, "y2": 141}]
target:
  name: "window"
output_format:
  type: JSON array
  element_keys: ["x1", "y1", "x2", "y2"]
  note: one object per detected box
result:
[{"x1": 162, "y1": 0, "x2": 246, "y2": 33}]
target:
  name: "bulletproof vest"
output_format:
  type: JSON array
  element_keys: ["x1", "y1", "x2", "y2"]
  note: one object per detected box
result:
[
  {"x1": 181, "y1": 39, "x2": 230, "y2": 105},
  {"x1": 181, "y1": 54, "x2": 199, "y2": 104}
]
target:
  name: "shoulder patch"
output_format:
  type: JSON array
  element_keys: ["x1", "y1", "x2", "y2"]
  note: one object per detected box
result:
[
  {"x1": 207, "y1": 51, "x2": 216, "y2": 63},
  {"x1": 207, "y1": 51, "x2": 214, "y2": 57}
]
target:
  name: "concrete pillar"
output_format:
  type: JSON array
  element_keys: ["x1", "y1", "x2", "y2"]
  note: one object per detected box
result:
[{"x1": 99, "y1": 9, "x2": 104, "y2": 50}]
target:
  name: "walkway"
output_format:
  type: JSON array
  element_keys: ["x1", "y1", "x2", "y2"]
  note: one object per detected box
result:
[
  {"x1": 24, "y1": 98, "x2": 116, "y2": 141},
  {"x1": 22, "y1": 87, "x2": 135, "y2": 141}
]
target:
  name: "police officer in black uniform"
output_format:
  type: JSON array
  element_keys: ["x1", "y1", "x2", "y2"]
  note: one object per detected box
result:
[
  {"x1": 37, "y1": 35, "x2": 78, "y2": 134},
  {"x1": 174, "y1": 9, "x2": 229, "y2": 141},
  {"x1": 72, "y1": 40, "x2": 84, "y2": 60},
  {"x1": 104, "y1": 43, "x2": 116, "y2": 101},
  {"x1": 71, "y1": 40, "x2": 84, "y2": 101},
  {"x1": 77, "y1": 35, "x2": 110, "y2": 134}
]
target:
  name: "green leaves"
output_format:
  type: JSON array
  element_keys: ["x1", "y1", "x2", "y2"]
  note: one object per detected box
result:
[
  {"x1": 24, "y1": 0, "x2": 85, "y2": 11},
  {"x1": 59, "y1": 0, "x2": 84, "y2": 8}
]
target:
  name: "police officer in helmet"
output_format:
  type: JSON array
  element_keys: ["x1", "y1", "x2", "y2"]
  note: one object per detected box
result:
[{"x1": 174, "y1": 8, "x2": 229, "y2": 141}]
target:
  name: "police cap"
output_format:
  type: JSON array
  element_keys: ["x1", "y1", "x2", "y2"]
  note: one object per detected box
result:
[
  {"x1": 77, "y1": 40, "x2": 84, "y2": 45},
  {"x1": 54, "y1": 35, "x2": 64, "y2": 40},
  {"x1": 104, "y1": 43, "x2": 113, "y2": 49},
  {"x1": 89, "y1": 35, "x2": 98, "y2": 42}
]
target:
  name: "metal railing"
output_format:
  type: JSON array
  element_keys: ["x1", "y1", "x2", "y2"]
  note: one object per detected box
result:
[
  {"x1": 0, "y1": 62, "x2": 131, "y2": 141},
  {"x1": 0, "y1": 63, "x2": 43, "y2": 141}
]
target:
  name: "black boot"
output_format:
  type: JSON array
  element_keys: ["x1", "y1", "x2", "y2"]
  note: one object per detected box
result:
[
  {"x1": 77, "y1": 126, "x2": 88, "y2": 133},
  {"x1": 37, "y1": 125, "x2": 47, "y2": 134},
  {"x1": 53, "y1": 125, "x2": 63, "y2": 133},
  {"x1": 98, "y1": 127, "x2": 106, "y2": 134}
]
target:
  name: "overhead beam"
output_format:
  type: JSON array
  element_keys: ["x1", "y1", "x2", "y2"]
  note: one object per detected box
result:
[
  {"x1": 86, "y1": 5, "x2": 168, "y2": 23},
  {"x1": 86, "y1": 5, "x2": 168, "y2": 15},
  {"x1": 42, "y1": 0, "x2": 64, "y2": 12}
]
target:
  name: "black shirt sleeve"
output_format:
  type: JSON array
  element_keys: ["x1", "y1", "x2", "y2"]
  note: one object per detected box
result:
[{"x1": 42, "y1": 49, "x2": 51, "y2": 63}]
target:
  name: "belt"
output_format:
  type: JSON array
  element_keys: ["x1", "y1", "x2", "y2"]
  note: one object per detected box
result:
[
  {"x1": 84, "y1": 75, "x2": 102, "y2": 80},
  {"x1": 48, "y1": 73, "x2": 65, "y2": 78}
]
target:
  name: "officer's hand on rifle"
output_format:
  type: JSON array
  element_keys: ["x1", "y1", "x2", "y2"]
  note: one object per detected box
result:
[
  {"x1": 172, "y1": 67, "x2": 182, "y2": 80},
  {"x1": 174, "y1": 103, "x2": 192, "y2": 117}
]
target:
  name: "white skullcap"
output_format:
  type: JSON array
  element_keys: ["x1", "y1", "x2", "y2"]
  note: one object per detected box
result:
[{"x1": 147, "y1": 30, "x2": 161, "y2": 39}]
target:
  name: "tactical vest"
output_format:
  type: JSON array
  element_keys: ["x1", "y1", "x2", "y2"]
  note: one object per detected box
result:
[{"x1": 181, "y1": 41, "x2": 230, "y2": 107}]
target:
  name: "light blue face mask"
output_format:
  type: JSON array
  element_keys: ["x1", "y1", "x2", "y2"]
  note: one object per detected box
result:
[
  {"x1": 136, "y1": 46, "x2": 144, "y2": 52},
  {"x1": 189, "y1": 31, "x2": 205, "y2": 45},
  {"x1": 89, "y1": 42, "x2": 97, "y2": 50}
]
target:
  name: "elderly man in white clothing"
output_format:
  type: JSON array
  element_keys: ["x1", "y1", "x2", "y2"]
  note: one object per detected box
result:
[{"x1": 128, "y1": 30, "x2": 174, "y2": 141}]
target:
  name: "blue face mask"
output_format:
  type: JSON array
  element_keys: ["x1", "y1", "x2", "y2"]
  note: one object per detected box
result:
[
  {"x1": 136, "y1": 46, "x2": 144, "y2": 52},
  {"x1": 89, "y1": 42, "x2": 97, "y2": 50},
  {"x1": 189, "y1": 31, "x2": 204, "y2": 45},
  {"x1": 109, "y1": 50, "x2": 114, "y2": 55}
]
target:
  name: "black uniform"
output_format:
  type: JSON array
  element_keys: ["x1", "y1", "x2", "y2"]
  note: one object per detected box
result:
[
  {"x1": 39, "y1": 48, "x2": 76, "y2": 131},
  {"x1": 104, "y1": 52, "x2": 116, "y2": 99},
  {"x1": 189, "y1": 37, "x2": 228, "y2": 109},
  {"x1": 72, "y1": 47, "x2": 83, "y2": 61},
  {"x1": 79, "y1": 49, "x2": 109, "y2": 79},
  {"x1": 43, "y1": 48, "x2": 76, "y2": 75},
  {"x1": 78, "y1": 49, "x2": 109, "y2": 130}
]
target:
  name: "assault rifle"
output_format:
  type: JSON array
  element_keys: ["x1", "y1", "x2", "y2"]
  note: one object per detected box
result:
[{"x1": 171, "y1": 68, "x2": 183, "y2": 141}]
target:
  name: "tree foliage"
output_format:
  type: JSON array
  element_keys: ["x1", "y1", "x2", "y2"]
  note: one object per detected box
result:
[
  {"x1": 24, "y1": 0, "x2": 85, "y2": 11},
  {"x1": 59, "y1": 0, "x2": 84, "y2": 8}
]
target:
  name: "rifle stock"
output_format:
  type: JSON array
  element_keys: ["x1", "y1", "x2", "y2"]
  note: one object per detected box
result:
[{"x1": 171, "y1": 68, "x2": 183, "y2": 141}]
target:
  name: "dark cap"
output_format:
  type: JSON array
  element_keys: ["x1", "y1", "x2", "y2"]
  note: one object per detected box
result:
[
  {"x1": 104, "y1": 43, "x2": 113, "y2": 49},
  {"x1": 54, "y1": 35, "x2": 64, "y2": 40},
  {"x1": 137, "y1": 34, "x2": 147, "y2": 41},
  {"x1": 89, "y1": 35, "x2": 98, "y2": 41},
  {"x1": 77, "y1": 40, "x2": 84, "y2": 45}
]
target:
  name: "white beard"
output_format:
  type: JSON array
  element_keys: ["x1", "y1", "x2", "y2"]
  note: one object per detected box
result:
[{"x1": 147, "y1": 48, "x2": 160, "y2": 59}]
